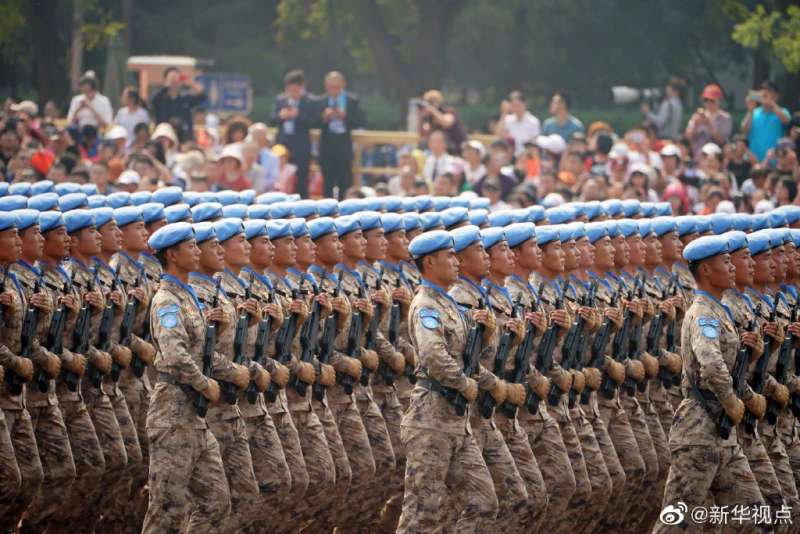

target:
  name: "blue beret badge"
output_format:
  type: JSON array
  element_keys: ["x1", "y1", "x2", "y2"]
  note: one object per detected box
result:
[
  {"x1": 419, "y1": 307, "x2": 440, "y2": 329},
  {"x1": 158, "y1": 303, "x2": 180, "y2": 329},
  {"x1": 698, "y1": 316, "x2": 719, "y2": 339}
]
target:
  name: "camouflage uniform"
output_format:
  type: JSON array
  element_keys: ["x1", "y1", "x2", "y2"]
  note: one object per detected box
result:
[
  {"x1": 0, "y1": 399, "x2": 21, "y2": 519},
  {"x1": 670, "y1": 261, "x2": 695, "y2": 412},
  {"x1": 190, "y1": 271, "x2": 260, "y2": 532},
  {"x1": 397, "y1": 280, "x2": 498, "y2": 533},
  {"x1": 775, "y1": 286, "x2": 800, "y2": 507},
  {"x1": 37, "y1": 261, "x2": 105, "y2": 532},
  {"x1": 9, "y1": 262, "x2": 76, "y2": 528},
  {"x1": 142, "y1": 273, "x2": 232, "y2": 533},
  {"x1": 0, "y1": 268, "x2": 44, "y2": 529},
  {"x1": 653, "y1": 291, "x2": 765, "y2": 533}
]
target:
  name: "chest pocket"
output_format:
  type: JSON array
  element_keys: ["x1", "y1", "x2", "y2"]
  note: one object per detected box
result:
[{"x1": 718, "y1": 320, "x2": 739, "y2": 369}]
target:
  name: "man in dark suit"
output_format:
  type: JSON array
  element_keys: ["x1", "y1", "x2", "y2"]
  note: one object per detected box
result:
[
  {"x1": 269, "y1": 69, "x2": 316, "y2": 198},
  {"x1": 316, "y1": 71, "x2": 365, "y2": 199}
]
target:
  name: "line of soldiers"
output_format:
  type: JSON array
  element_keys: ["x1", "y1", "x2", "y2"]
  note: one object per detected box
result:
[{"x1": 0, "y1": 180, "x2": 799, "y2": 533}]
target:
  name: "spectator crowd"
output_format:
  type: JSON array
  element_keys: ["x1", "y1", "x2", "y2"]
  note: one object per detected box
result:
[{"x1": 2, "y1": 67, "x2": 800, "y2": 215}]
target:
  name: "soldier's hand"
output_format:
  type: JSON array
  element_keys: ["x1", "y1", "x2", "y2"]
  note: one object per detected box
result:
[
  {"x1": 763, "y1": 322, "x2": 784, "y2": 346},
  {"x1": 297, "y1": 362, "x2": 316, "y2": 384},
  {"x1": 463, "y1": 378, "x2": 479, "y2": 403},
  {"x1": 583, "y1": 367, "x2": 602, "y2": 391},
  {"x1": 670, "y1": 294, "x2": 685, "y2": 313},
  {"x1": 0, "y1": 365, "x2": 4, "y2": 384},
  {"x1": 360, "y1": 349, "x2": 379, "y2": 371},
  {"x1": 272, "y1": 362, "x2": 290, "y2": 388},
  {"x1": 577, "y1": 307, "x2": 597, "y2": 331},
  {"x1": 30, "y1": 292, "x2": 53, "y2": 313},
  {"x1": 642, "y1": 299, "x2": 655, "y2": 319},
  {"x1": 531, "y1": 375, "x2": 550, "y2": 400},
  {"x1": 64, "y1": 354, "x2": 87, "y2": 376},
  {"x1": 626, "y1": 360, "x2": 645, "y2": 382},
  {"x1": 665, "y1": 352, "x2": 682, "y2": 375},
  {"x1": 604, "y1": 307, "x2": 623, "y2": 330},
  {"x1": 526, "y1": 311, "x2": 547, "y2": 333},
  {"x1": 740, "y1": 332, "x2": 763, "y2": 362},
  {"x1": 241, "y1": 299, "x2": 262, "y2": 326},
  {"x1": 255, "y1": 368, "x2": 271, "y2": 392},
  {"x1": 405, "y1": 349, "x2": 418, "y2": 370},
  {"x1": 42, "y1": 353, "x2": 61, "y2": 378},
  {"x1": 506, "y1": 383, "x2": 526, "y2": 406},
  {"x1": 61, "y1": 294, "x2": 79, "y2": 315},
  {"x1": 111, "y1": 345, "x2": 132, "y2": 368},
  {"x1": 659, "y1": 301, "x2": 676, "y2": 322},
  {"x1": 315, "y1": 293, "x2": 333, "y2": 315},
  {"x1": 370, "y1": 289, "x2": 390, "y2": 309},
  {"x1": 232, "y1": 364, "x2": 251, "y2": 390},
  {"x1": 92, "y1": 351, "x2": 113, "y2": 374},
  {"x1": 319, "y1": 363, "x2": 336, "y2": 386},
  {"x1": 607, "y1": 360, "x2": 626, "y2": 385},
  {"x1": 84, "y1": 291, "x2": 104, "y2": 309},
  {"x1": 290, "y1": 299, "x2": 309, "y2": 324},
  {"x1": 770, "y1": 383, "x2": 790, "y2": 407},
  {"x1": 642, "y1": 353, "x2": 659, "y2": 379},
  {"x1": 473, "y1": 309, "x2": 496, "y2": 343},
  {"x1": 745, "y1": 393, "x2": 767, "y2": 420},
  {"x1": 202, "y1": 378, "x2": 221, "y2": 403},
  {"x1": 389, "y1": 351, "x2": 406, "y2": 375},
  {"x1": 721, "y1": 395, "x2": 745, "y2": 425},
  {"x1": 13, "y1": 356, "x2": 34, "y2": 381},
  {"x1": 129, "y1": 287, "x2": 147, "y2": 305},
  {"x1": 0, "y1": 291, "x2": 15, "y2": 312},
  {"x1": 109, "y1": 290, "x2": 123, "y2": 308},
  {"x1": 392, "y1": 286, "x2": 412, "y2": 306},
  {"x1": 558, "y1": 370, "x2": 572, "y2": 393},
  {"x1": 506, "y1": 318, "x2": 525, "y2": 344},
  {"x1": 345, "y1": 357, "x2": 363, "y2": 380},
  {"x1": 571, "y1": 370, "x2": 586, "y2": 394},
  {"x1": 332, "y1": 296, "x2": 351, "y2": 320},
  {"x1": 132, "y1": 339, "x2": 156, "y2": 365},
  {"x1": 489, "y1": 380, "x2": 508, "y2": 404},
  {"x1": 265, "y1": 303, "x2": 284, "y2": 331},
  {"x1": 205, "y1": 307, "x2": 227, "y2": 327},
  {"x1": 626, "y1": 299, "x2": 643, "y2": 319}
]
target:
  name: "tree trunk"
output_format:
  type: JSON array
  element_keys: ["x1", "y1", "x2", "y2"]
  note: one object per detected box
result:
[
  {"x1": 28, "y1": 0, "x2": 69, "y2": 106},
  {"x1": 752, "y1": 50, "x2": 770, "y2": 89},
  {"x1": 69, "y1": 0, "x2": 84, "y2": 92}
]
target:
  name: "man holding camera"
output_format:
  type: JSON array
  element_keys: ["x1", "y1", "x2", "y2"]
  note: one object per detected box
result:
[
  {"x1": 417, "y1": 90, "x2": 466, "y2": 156},
  {"x1": 742, "y1": 80, "x2": 791, "y2": 161},
  {"x1": 685, "y1": 84, "x2": 732, "y2": 160},
  {"x1": 150, "y1": 67, "x2": 206, "y2": 143}
]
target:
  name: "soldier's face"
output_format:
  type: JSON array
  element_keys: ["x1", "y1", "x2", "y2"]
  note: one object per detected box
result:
[
  {"x1": 99, "y1": 221, "x2": 122, "y2": 254},
  {"x1": 488, "y1": 241, "x2": 514, "y2": 277},
  {"x1": 342, "y1": 230, "x2": 366, "y2": 261},
  {"x1": 731, "y1": 248, "x2": 754, "y2": 287},
  {"x1": 577, "y1": 237, "x2": 594, "y2": 268},
  {"x1": 0, "y1": 228, "x2": 21, "y2": 263},
  {"x1": 20, "y1": 225, "x2": 44, "y2": 262},
  {"x1": 315, "y1": 234, "x2": 342, "y2": 266},
  {"x1": 625, "y1": 235, "x2": 644, "y2": 266},
  {"x1": 785, "y1": 243, "x2": 798, "y2": 277},
  {"x1": 365, "y1": 228, "x2": 387, "y2": 262},
  {"x1": 273, "y1": 236, "x2": 297, "y2": 268},
  {"x1": 73, "y1": 226, "x2": 101, "y2": 256},
  {"x1": 248, "y1": 236, "x2": 274, "y2": 269},
  {"x1": 199, "y1": 238, "x2": 225, "y2": 272},
  {"x1": 704, "y1": 253, "x2": 735, "y2": 290},
  {"x1": 659, "y1": 232, "x2": 682, "y2": 262},
  {"x1": 458, "y1": 242, "x2": 489, "y2": 279},
  {"x1": 541, "y1": 242, "x2": 564, "y2": 272},
  {"x1": 612, "y1": 236, "x2": 628, "y2": 268},
  {"x1": 512, "y1": 238, "x2": 540, "y2": 271},
  {"x1": 222, "y1": 234, "x2": 251, "y2": 268},
  {"x1": 171, "y1": 239, "x2": 201, "y2": 272},
  {"x1": 562, "y1": 240, "x2": 577, "y2": 271},
  {"x1": 680, "y1": 232, "x2": 699, "y2": 249},
  {"x1": 406, "y1": 228, "x2": 422, "y2": 242},
  {"x1": 44, "y1": 227, "x2": 70, "y2": 259},
  {"x1": 752, "y1": 251, "x2": 775, "y2": 285},
  {"x1": 772, "y1": 246, "x2": 787, "y2": 281},
  {"x1": 644, "y1": 234, "x2": 662, "y2": 265},
  {"x1": 121, "y1": 221, "x2": 149, "y2": 253},
  {"x1": 426, "y1": 249, "x2": 459, "y2": 286},
  {"x1": 593, "y1": 236, "x2": 614, "y2": 270},
  {"x1": 295, "y1": 235, "x2": 316, "y2": 267},
  {"x1": 385, "y1": 230, "x2": 409, "y2": 262}
]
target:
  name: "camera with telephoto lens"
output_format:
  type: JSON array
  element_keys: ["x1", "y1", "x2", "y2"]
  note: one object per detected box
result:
[{"x1": 611, "y1": 86, "x2": 662, "y2": 107}]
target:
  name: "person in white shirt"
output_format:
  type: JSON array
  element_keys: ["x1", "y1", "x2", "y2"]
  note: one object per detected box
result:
[
  {"x1": 461, "y1": 140, "x2": 487, "y2": 185},
  {"x1": 422, "y1": 129, "x2": 457, "y2": 181},
  {"x1": 495, "y1": 91, "x2": 540, "y2": 156},
  {"x1": 114, "y1": 86, "x2": 150, "y2": 141},
  {"x1": 66, "y1": 73, "x2": 113, "y2": 129}
]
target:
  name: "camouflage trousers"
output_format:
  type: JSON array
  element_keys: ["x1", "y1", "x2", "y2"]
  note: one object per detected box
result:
[
  {"x1": 396, "y1": 426, "x2": 498, "y2": 534},
  {"x1": 353, "y1": 395, "x2": 396, "y2": 530},
  {"x1": 242, "y1": 411, "x2": 291, "y2": 527},
  {"x1": 21, "y1": 404, "x2": 76, "y2": 527},
  {"x1": 142, "y1": 425, "x2": 230, "y2": 533},
  {"x1": 779, "y1": 429, "x2": 800, "y2": 500},
  {"x1": 312, "y1": 398, "x2": 352, "y2": 532},
  {"x1": 742, "y1": 432, "x2": 798, "y2": 532},
  {"x1": 547, "y1": 408, "x2": 592, "y2": 533},
  {"x1": 207, "y1": 416, "x2": 260, "y2": 533},
  {"x1": 653, "y1": 444, "x2": 765, "y2": 534},
  {"x1": 633, "y1": 393, "x2": 671, "y2": 532},
  {"x1": 372, "y1": 386, "x2": 407, "y2": 533},
  {"x1": 619, "y1": 392, "x2": 660, "y2": 530},
  {"x1": 0, "y1": 409, "x2": 21, "y2": 521},
  {"x1": 112, "y1": 382, "x2": 151, "y2": 531},
  {"x1": 0, "y1": 408, "x2": 38, "y2": 530}
]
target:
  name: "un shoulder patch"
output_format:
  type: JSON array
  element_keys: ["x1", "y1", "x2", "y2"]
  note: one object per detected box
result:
[
  {"x1": 157, "y1": 303, "x2": 180, "y2": 329},
  {"x1": 698, "y1": 316, "x2": 719, "y2": 339},
  {"x1": 419, "y1": 307, "x2": 440, "y2": 329}
]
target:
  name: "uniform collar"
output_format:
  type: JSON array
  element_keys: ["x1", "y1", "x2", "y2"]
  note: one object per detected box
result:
[
  {"x1": 162, "y1": 273, "x2": 203, "y2": 312},
  {"x1": 695, "y1": 289, "x2": 734, "y2": 324}
]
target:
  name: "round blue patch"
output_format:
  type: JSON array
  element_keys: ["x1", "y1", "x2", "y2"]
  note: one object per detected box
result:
[
  {"x1": 419, "y1": 307, "x2": 440, "y2": 329},
  {"x1": 160, "y1": 312, "x2": 178, "y2": 329},
  {"x1": 702, "y1": 325, "x2": 718, "y2": 339}
]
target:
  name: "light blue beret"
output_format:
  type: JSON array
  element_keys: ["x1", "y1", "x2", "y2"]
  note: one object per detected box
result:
[
  {"x1": 213, "y1": 218, "x2": 245, "y2": 243},
  {"x1": 166, "y1": 204, "x2": 193, "y2": 224},
  {"x1": 617, "y1": 219, "x2": 639, "y2": 238},
  {"x1": 215, "y1": 190, "x2": 240, "y2": 207},
  {"x1": 290, "y1": 219, "x2": 309, "y2": 238},
  {"x1": 451, "y1": 225, "x2": 482, "y2": 253},
  {"x1": 364, "y1": 197, "x2": 385, "y2": 213},
  {"x1": 527, "y1": 205, "x2": 546, "y2": 223},
  {"x1": 621, "y1": 199, "x2": 641, "y2": 218},
  {"x1": 80, "y1": 183, "x2": 98, "y2": 196},
  {"x1": 9, "y1": 182, "x2": 31, "y2": 196},
  {"x1": 535, "y1": 225, "x2": 560, "y2": 246},
  {"x1": 149, "y1": 222, "x2": 194, "y2": 251},
  {"x1": 54, "y1": 182, "x2": 82, "y2": 196},
  {"x1": 64, "y1": 209, "x2": 95, "y2": 234},
  {"x1": 256, "y1": 192, "x2": 287, "y2": 205},
  {"x1": 197, "y1": 192, "x2": 218, "y2": 204},
  {"x1": 432, "y1": 196, "x2": 451, "y2": 212},
  {"x1": 286, "y1": 194, "x2": 301, "y2": 202},
  {"x1": 791, "y1": 229, "x2": 800, "y2": 248},
  {"x1": 779, "y1": 206, "x2": 800, "y2": 225},
  {"x1": 87, "y1": 195, "x2": 108, "y2": 209},
  {"x1": 28, "y1": 193, "x2": 59, "y2": 212},
  {"x1": 130, "y1": 191, "x2": 153, "y2": 206},
  {"x1": 684, "y1": 234, "x2": 730, "y2": 262},
  {"x1": 0, "y1": 213, "x2": 17, "y2": 231},
  {"x1": 114, "y1": 206, "x2": 144, "y2": 227},
  {"x1": 269, "y1": 201, "x2": 294, "y2": 219},
  {"x1": 152, "y1": 187, "x2": 183, "y2": 207},
  {"x1": 640, "y1": 202, "x2": 656, "y2": 218},
  {"x1": 469, "y1": 197, "x2": 490, "y2": 210},
  {"x1": 0, "y1": 195, "x2": 29, "y2": 211},
  {"x1": 558, "y1": 225, "x2": 574, "y2": 243},
  {"x1": 566, "y1": 202, "x2": 586, "y2": 218},
  {"x1": 747, "y1": 231, "x2": 772, "y2": 256},
  {"x1": 58, "y1": 193, "x2": 88, "y2": 211},
  {"x1": 603, "y1": 221, "x2": 620, "y2": 238},
  {"x1": 724, "y1": 231, "x2": 748, "y2": 253},
  {"x1": 335, "y1": 215, "x2": 361, "y2": 237},
  {"x1": 337, "y1": 199, "x2": 367, "y2": 216},
  {"x1": 584, "y1": 201, "x2": 605, "y2": 221},
  {"x1": 568, "y1": 222, "x2": 587, "y2": 240},
  {"x1": 181, "y1": 191, "x2": 200, "y2": 207},
  {"x1": 30, "y1": 180, "x2": 54, "y2": 195},
  {"x1": 676, "y1": 216, "x2": 698, "y2": 236},
  {"x1": 768, "y1": 210, "x2": 787, "y2": 229},
  {"x1": 239, "y1": 189, "x2": 256, "y2": 205},
  {"x1": 415, "y1": 195, "x2": 434, "y2": 212},
  {"x1": 294, "y1": 200, "x2": 319, "y2": 219},
  {"x1": 709, "y1": 213, "x2": 732, "y2": 235},
  {"x1": 222, "y1": 204, "x2": 248, "y2": 220},
  {"x1": 244, "y1": 220, "x2": 267, "y2": 240},
  {"x1": 191, "y1": 202, "x2": 224, "y2": 223},
  {"x1": 420, "y1": 212, "x2": 443, "y2": 232},
  {"x1": 401, "y1": 197, "x2": 418, "y2": 213},
  {"x1": 488, "y1": 210, "x2": 515, "y2": 228},
  {"x1": 142, "y1": 202, "x2": 166, "y2": 224},
  {"x1": 309, "y1": 217, "x2": 337, "y2": 241},
  {"x1": 402, "y1": 213, "x2": 422, "y2": 232},
  {"x1": 13, "y1": 209, "x2": 39, "y2": 231},
  {"x1": 107, "y1": 192, "x2": 131, "y2": 209},
  {"x1": 382, "y1": 213, "x2": 404, "y2": 234},
  {"x1": 409, "y1": 230, "x2": 454, "y2": 259},
  {"x1": 469, "y1": 209, "x2": 489, "y2": 227},
  {"x1": 730, "y1": 214, "x2": 751, "y2": 232},
  {"x1": 247, "y1": 205, "x2": 271, "y2": 220},
  {"x1": 750, "y1": 214, "x2": 769, "y2": 232},
  {"x1": 267, "y1": 219, "x2": 292, "y2": 241},
  {"x1": 91, "y1": 207, "x2": 114, "y2": 229},
  {"x1": 356, "y1": 211, "x2": 382, "y2": 233},
  {"x1": 317, "y1": 199, "x2": 339, "y2": 217},
  {"x1": 506, "y1": 222, "x2": 536, "y2": 248},
  {"x1": 193, "y1": 222, "x2": 216, "y2": 244},
  {"x1": 652, "y1": 217, "x2": 678, "y2": 237},
  {"x1": 586, "y1": 222, "x2": 609, "y2": 243},
  {"x1": 449, "y1": 197, "x2": 471, "y2": 209},
  {"x1": 39, "y1": 211, "x2": 64, "y2": 233},
  {"x1": 601, "y1": 199, "x2": 623, "y2": 217},
  {"x1": 0, "y1": 182, "x2": 7, "y2": 197},
  {"x1": 546, "y1": 206, "x2": 575, "y2": 225},
  {"x1": 481, "y1": 227, "x2": 506, "y2": 250},
  {"x1": 655, "y1": 202, "x2": 673, "y2": 216},
  {"x1": 442, "y1": 207, "x2": 469, "y2": 230},
  {"x1": 695, "y1": 216, "x2": 713, "y2": 234},
  {"x1": 770, "y1": 228, "x2": 791, "y2": 245}
]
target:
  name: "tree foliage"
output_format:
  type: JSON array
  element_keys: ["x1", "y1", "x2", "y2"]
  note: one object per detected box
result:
[{"x1": 732, "y1": 4, "x2": 800, "y2": 73}]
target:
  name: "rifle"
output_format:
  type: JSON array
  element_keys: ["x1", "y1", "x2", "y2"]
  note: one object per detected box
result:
[
  {"x1": 743, "y1": 293, "x2": 781, "y2": 434},
  {"x1": 98, "y1": 265, "x2": 121, "y2": 384},
  {"x1": 361, "y1": 269, "x2": 384, "y2": 386},
  {"x1": 768, "y1": 297, "x2": 800, "y2": 424},
  {"x1": 290, "y1": 282, "x2": 322, "y2": 396},
  {"x1": 717, "y1": 311, "x2": 758, "y2": 439},
  {"x1": 655, "y1": 276, "x2": 679, "y2": 389},
  {"x1": 517, "y1": 282, "x2": 547, "y2": 416},
  {"x1": 313, "y1": 275, "x2": 343, "y2": 402},
  {"x1": 531, "y1": 279, "x2": 569, "y2": 409},
  {"x1": 194, "y1": 277, "x2": 222, "y2": 417},
  {"x1": 247, "y1": 288, "x2": 273, "y2": 404},
  {"x1": 65, "y1": 269, "x2": 93, "y2": 392},
  {"x1": 622, "y1": 275, "x2": 647, "y2": 396},
  {"x1": 441, "y1": 296, "x2": 486, "y2": 416},
  {"x1": 548, "y1": 281, "x2": 596, "y2": 407},
  {"x1": 378, "y1": 275, "x2": 401, "y2": 385},
  {"x1": 338, "y1": 281, "x2": 364, "y2": 396},
  {"x1": 567, "y1": 282, "x2": 598, "y2": 408},
  {"x1": 266, "y1": 288, "x2": 300, "y2": 402},
  {"x1": 581, "y1": 287, "x2": 620, "y2": 405},
  {"x1": 599, "y1": 278, "x2": 639, "y2": 399},
  {"x1": 40, "y1": 282, "x2": 68, "y2": 392},
  {"x1": 477, "y1": 295, "x2": 523, "y2": 418},
  {"x1": 6, "y1": 277, "x2": 41, "y2": 395},
  {"x1": 121, "y1": 269, "x2": 147, "y2": 378},
  {"x1": 222, "y1": 275, "x2": 252, "y2": 405}
]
